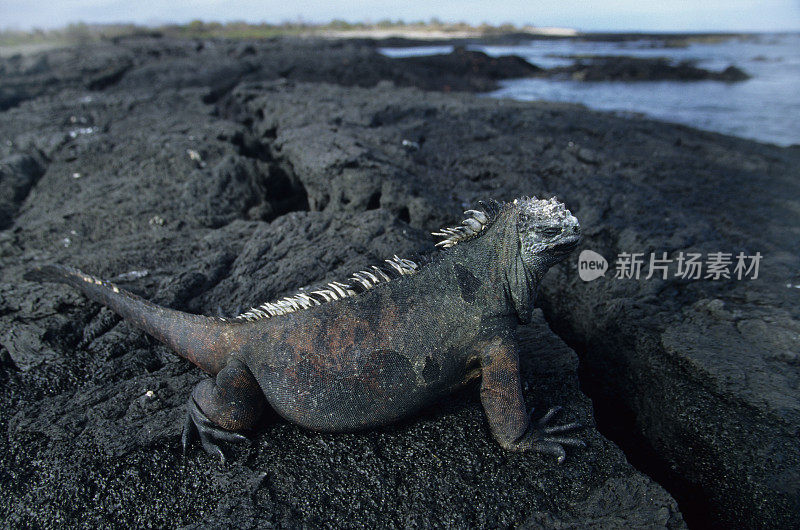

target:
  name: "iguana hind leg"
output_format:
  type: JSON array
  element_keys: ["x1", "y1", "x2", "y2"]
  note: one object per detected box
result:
[{"x1": 181, "y1": 358, "x2": 266, "y2": 462}]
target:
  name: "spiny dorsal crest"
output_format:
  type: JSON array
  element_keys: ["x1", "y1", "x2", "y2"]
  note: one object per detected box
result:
[
  {"x1": 527, "y1": 195, "x2": 571, "y2": 221},
  {"x1": 432, "y1": 199, "x2": 504, "y2": 248},
  {"x1": 431, "y1": 195, "x2": 573, "y2": 248},
  {"x1": 229, "y1": 255, "x2": 418, "y2": 322}
]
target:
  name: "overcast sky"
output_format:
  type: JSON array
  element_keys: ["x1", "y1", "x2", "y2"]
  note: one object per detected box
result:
[{"x1": 2, "y1": 0, "x2": 799, "y2": 32}]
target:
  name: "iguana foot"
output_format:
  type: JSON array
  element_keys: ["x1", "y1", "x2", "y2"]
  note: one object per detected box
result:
[
  {"x1": 181, "y1": 397, "x2": 249, "y2": 463},
  {"x1": 517, "y1": 406, "x2": 584, "y2": 464}
]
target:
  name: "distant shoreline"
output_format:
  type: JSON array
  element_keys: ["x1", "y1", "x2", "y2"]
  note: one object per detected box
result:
[{"x1": 1, "y1": 20, "x2": 789, "y2": 56}]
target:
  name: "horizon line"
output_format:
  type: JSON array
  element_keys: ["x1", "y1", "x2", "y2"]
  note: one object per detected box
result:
[{"x1": 2, "y1": 20, "x2": 799, "y2": 35}]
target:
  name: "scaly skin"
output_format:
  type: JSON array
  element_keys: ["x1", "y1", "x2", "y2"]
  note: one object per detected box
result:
[{"x1": 25, "y1": 196, "x2": 583, "y2": 463}]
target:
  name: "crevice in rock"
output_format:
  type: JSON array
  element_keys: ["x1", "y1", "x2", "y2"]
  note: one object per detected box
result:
[
  {"x1": 366, "y1": 190, "x2": 381, "y2": 210},
  {"x1": 86, "y1": 59, "x2": 133, "y2": 91},
  {"x1": 248, "y1": 163, "x2": 309, "y2": 222},
  {"x1": 397, "y1": 206, "x2": 411, "y2": 224},
  {"x1": 78, "y1": 308, "x2": 121, "y2": 349},
  {"x1": 201, "y1": 62, "x2": 259, "y2": 105},
  {"x1": 202, "y1": 79, "x2": 242, "y2": 105},
  {"x1": 229, "y1": 129, "x2": 309, "y2": 221},
  {"x1": 538, "y1": 307, "x2": 716, "y2": 530},
  {"x1": 212, "y1": 88, "x2": 310, "y2": 221},
  {"x1": 0, "y1": 90, "x2": 35, "y2": 112},
  {"x1": 0, "y1": 152, "x2": 47, "y2": 230}
]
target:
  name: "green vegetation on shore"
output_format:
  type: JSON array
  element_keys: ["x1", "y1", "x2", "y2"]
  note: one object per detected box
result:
[
  {"x1": 0, "y1": 19, "x2": 758, "y2": 50},
  {"x1": 0, "y1": 19, "x2": 520, "y2": 47}
]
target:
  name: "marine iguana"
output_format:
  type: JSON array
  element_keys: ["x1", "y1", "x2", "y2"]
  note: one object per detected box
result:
[{"x1": 25, "y1": 196, "x2": 584, "y2": 463}]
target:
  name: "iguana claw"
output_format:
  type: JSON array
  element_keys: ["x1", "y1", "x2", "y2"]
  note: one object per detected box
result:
[
  {"x1": 182, "y1": 397, "x2": 249, "y2": 463},
  {"x1": 517, "y1": 406, "x2": 585, "y2": 464}
]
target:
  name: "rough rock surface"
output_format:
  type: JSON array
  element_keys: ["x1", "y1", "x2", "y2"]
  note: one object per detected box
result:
[
  {"x1": 0, "y1": 36, "x2": 542, "y2": 113},
  {"x1": 390, "y1": 50, "x2": 750, "y2": 84},
  {"x1": 395, "y1": 47, "x2": 543, "y2": 91},
  {"x1": 0, "y1": 37, "x2": 688, "y2": 528},
  {"x1": 231, "y1": 80, "x2": 798, "y2": 527},
  {"x1": 0, "y1": 36, "x2": 797, "y2": 527},
  {"x1": 547, "y1": 56, "x2": 750, "y2": 82}
]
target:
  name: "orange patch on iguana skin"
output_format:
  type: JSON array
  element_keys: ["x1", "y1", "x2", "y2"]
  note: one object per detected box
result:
[
  {"x1": 284, "y1": 314, "x2": 321, "y2": 357},
  {"x1": 324, "y1": 313, "x2": 372, "y2": 363}
]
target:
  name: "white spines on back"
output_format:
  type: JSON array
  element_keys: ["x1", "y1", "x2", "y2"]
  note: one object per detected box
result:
[
  {"x1": 431, "y1": 203, "x2": 498, "y2": 248},
  {"x1": 229, "y1": 255, "x2": 419, "y2": 322}
]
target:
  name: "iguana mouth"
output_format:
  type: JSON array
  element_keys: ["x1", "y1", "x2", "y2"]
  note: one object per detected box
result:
[{"x1": 552, "y1": 238, "x2": 580, "y2": 254}]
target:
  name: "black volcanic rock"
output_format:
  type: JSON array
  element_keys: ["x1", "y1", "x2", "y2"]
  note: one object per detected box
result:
[
  {"x1": 0, "y1": 36, "x2": 796, "y2": 528},
  {"x1": 0, "y1": 36, "x2": 543, "y2": 113},
  {"x1": 396, "y1": 47, "x2": 543, "y2": 90},
  {"x1": 0, "y1": 38, "x2": 687, "y2": 528},
  {"x1": 716, "y1": 64, "x2": 750, "y2": 81},
  {"x1": 549, "y1": 56, "x2": 751, "y2": 82},
  {"x1": 228, "y1": 80, "x2": 798, "y2": 527},
  {"x1": 0, "y1": 153, "x2": 45, "y2": 229}
]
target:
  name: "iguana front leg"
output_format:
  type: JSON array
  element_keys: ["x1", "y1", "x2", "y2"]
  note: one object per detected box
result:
[
  {"x1": 479, "y1": 334, "x2": 584, "y2": 463},
  {"x1": 182, "y1": 358, "x2": 266, "y2": 462}
]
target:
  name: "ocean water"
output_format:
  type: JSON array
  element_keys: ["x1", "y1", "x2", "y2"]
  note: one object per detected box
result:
[{"x1": 381, "y1": 34, "x2": 800, "y2": 147}]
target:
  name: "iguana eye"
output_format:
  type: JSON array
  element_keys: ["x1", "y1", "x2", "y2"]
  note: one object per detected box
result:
[{"x1": 540, "y1": 227, "x2": 561, "y2": 237}]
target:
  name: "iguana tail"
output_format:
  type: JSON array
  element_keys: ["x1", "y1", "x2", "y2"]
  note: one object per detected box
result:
[{"x1": 24, "y1": 264, "x2": 246, "y2": 375}]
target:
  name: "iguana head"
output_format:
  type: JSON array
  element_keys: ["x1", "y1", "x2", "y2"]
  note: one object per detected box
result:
[
  {"x1": 502, "y1": 196, "x2": 580, "y2": 323},
  {"x1": 431, "y1": 195, "x2": 580, "y2": 323},
  {"x1": 515, "y1": 196, "x2": 581, "y2": 269}
]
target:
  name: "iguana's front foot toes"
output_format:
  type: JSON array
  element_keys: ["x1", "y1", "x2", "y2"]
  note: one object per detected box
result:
[
  {"x1": 520, "y1": 406, "x2": 585, "y2": 464},
  {"x1": 181, "y1": 398, "x2": 248, "y2": 463}
]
